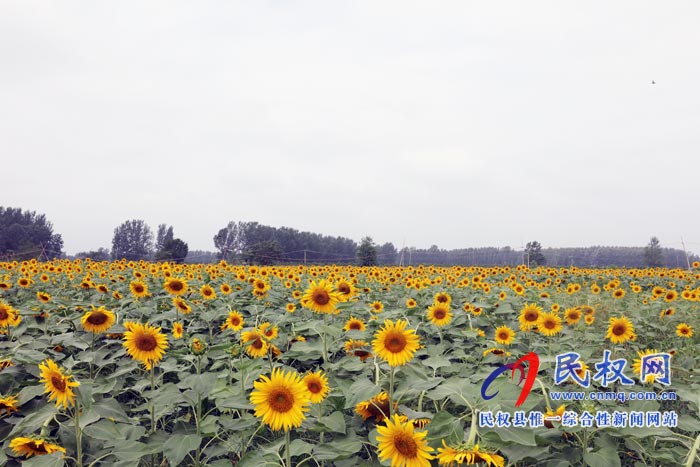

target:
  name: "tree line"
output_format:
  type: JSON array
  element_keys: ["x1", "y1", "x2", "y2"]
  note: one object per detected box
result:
[{"x1": 1, "y1": 206, "x2": 697, "y2": 268}]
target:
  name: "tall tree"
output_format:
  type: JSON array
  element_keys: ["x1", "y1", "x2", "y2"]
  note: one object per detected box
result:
[
  {"x1": 524, "y1": 241, "x2": 546, "y2": 266},
  {"x1": 213, "y1": 221, "x2": 249, "y2": 261},
  {"x1": 378, "y1": 242, "x2": 398, "y2": 265},
  {"x1": 111, "y1": 220, "x2": 154, "y2": 261},
  {"x1": 156, "y1": 224, "x2": 174, "y2": 253},
  {"x1": 155, "y1": 238, "x2": 189, "y2": 263},
  {"x1": 644, "y1": 236, "x2": 664, "y2": 267},
  {"x1": 357, "y1": 236, "x2": 378, "y2": 266},
  {"x1": 0, "y1": 206, "x2": 63, "y2": 260}
]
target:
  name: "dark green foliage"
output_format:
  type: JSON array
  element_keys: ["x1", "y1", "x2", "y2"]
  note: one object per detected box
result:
[
  {"x1": 111, "y1": 219, "x2": 154, "y2": 261},
  {"x1": 378, "y1": 242, "x2": 398, "y2": 265},
  {"x1": 525, "y1": 241, "x2": 546, "y2": 266},
  {"x1": 74, "y1": 247, "x2": 110, "y2": 261},
  {"x1": 242, "y1": 239, "x2": 283, "y2": 265},
  {"x1": 357, "y1": 236, "x2": 378, "y2": 266},
  {"x1": 644, "y1": 236, "x2": 664, "y2": 267},
  {"x1": 155, "y1": 238, "x2": 189, "y2": 263},
  {"x1": 0, "y1": 206, "x2": 63, "y2": 260}
]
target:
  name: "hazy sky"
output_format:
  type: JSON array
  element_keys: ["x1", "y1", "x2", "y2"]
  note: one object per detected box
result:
[{"x1": 2, "y1": 1, "x2": 699, "y2": 256}]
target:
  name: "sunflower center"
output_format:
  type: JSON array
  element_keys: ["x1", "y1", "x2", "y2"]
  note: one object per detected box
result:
[
  {"x1": 252, "y1": 338, "x2": 264, "y2": 349},
  {"x1": 307, "y1": 381, "x2": 322, "y2": 394},
  {"x1": 268, "y1": 388, "x2": 294, "y2": 413},
  {"x1": 385, "y1": 332, "x2": 407, "y2": 353},
  {"x1": 392, "y1": 432, "x2": 418, "y2": 458},
  {"x1": 87, "y1": 311, "x2": 108, "y2": 325},
  {"x1": 612, "y1": 324, "x2": 627, "y2": 336},
  {"x1": 312, "y1": 290, "x2": 330, "y2": 305},
  {"x1": 136, "y1": 334, "x2": 158, "y2": 351},
  {"x1": 544, "y1": 319, "x2": 556, "y2": 330},
  {"x1": 134, "y1": 285, "x2": 144, "y2": 293},
  {"x1": 525, "y1": 311, "x2": 538, "y2": 321},
  {"x1": 256, "y1": 282, "x2": 266, "y2": 289},
  {"x1": 29, "y1": 441, "x2": 49, "y2": 454},
  {"x1": 437, "y1": 295, "x2": 448, "y2": 303},
  {"x1": 231, "y1": 317, "x2": 241, "y2": 326},
  {"x1": 433, "y1": 309, "x2": 446, "y2": 320},
  {"x1": 0, "y1": 308, "x2": 8, "y2": 320},
  {"x1": 349, "y1": 322, "x2": 361, "y2": 330},
  {"x1": 338, "y1": 284, "x2": 350, "y2": 294},
  {"x1": 498, "y1": 332, "x2": 509, "y2": 340},
  {"x1": 169, "y1": 281, "x2": 183, "y2": 291},
  {"x1": 51, "y1": 375, "x2": 66, "y2": 391}
]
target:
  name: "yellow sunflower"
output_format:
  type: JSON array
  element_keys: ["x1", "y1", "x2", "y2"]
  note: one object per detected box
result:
[
  {"x1": 285, "y1": 303, "x2": 296, "y2": 313},
  {"x1": 80, "y1": 305, "x2": 116, "y2": 333},
  {"x1": 426, "y1": 303, "x2": 452, "y2": 327},
  {"x1": 172, "y1": 322, "x2": 184, "y2": 339},
  {"x1": 241, "y1": 330, "x2": 269, "y2": 358},
  {"x1": 258, "y1": 322, "x2": 279, "y2": 341},
  {"x1": 10, "y1": 437, "x2": 66, "y2": 458},
  {"x1": 564, "y1": 307, "x2": 582, "y2": 325},
  {"x1": 302, "y1": 370, "x2": 329, "y2": 403},
  {"x1": 129, "y1": 281, "x2": 149, "y2": 299},
  {"x1": 494, "y1": 326, "x2": 515, "y2": 345},
  {"x1": 335, "y1": 279, "x2": 356, "y2": 302},
  {"x1": 173, "y1": 297, "x2": 192, "y2": 314},
  {"x1": 434, "y1": 292, "x2": 452, "y2": 306},
  {"x1": 355, "y1": 391, "x2": 396, "y2": 422},
  {"x1": 200, "y1": 284, "x2": 217, "y2": 300},
  {"x1": 344, "y1": 339, "x2": 373, "y2": 362},
  {"x1": 249, "y1": 368, "x2": 311, "y2": 431},
  {"x1": 0, "y1": 394, "x2": 19, "y2": 416},
  {"x1": 544, "y1": 404, "x2": 566, "y2": 429},
  {"x1": 0, "y1": 301, "x2": 20, "y2": 328},
  {"x1": 370, "y1": 301, "x2": 385, "y2": 313},
  {"x1": 373, "y1": 319, "x2": 420, "y2": 367},
  {"x1": 123, "y1": 322, "x2": 168, "y2": 370},
  {"x1": 676, "y1": 323, "x2": 693, "y2": 338},
  {"x1": 437, "y1": 441, "x2": 505, "y2": 467},
  {"x1": 376, "y1": 414, "x2": 434, "y2": 467},
  {"x1": 164, "y1": 277, "x2": 188, "y2": 296},
  {"x1": 36, "y1": 292, "x2": 51, "y2": 303},
  {"x1": 632, "y1": 349, "x2": 660, "y2": 384},
  {"x1": 518, "y1": 303, "x2": 542, "y2": 331},
  {"x1": 606, "y1": 316, "x2": 635, "y2": 345},
  {"x1": 301, "y1": 280, "x2": 341, "y2": 314},
  {"x1": 38, "y1": 359, "x2": 80, "y2": 408},
  {"x1": 220, "y1": 283, "x2": 232, "y2": 295},
  {"x1": 538, "y1": 312, "x2": 563, "y2": 337},
  {"x1": 406, "y1": 298, "x2": 417, "y2": 308},
  {"x1": 483, "y1": 348, "x2": 511, "y2": 357},
  {"x1": 344, "y1": 317, "x2": 367, "y2": 332},
  {"x1": 221, "y1": 310, "x2": 244, "y2": 332}
]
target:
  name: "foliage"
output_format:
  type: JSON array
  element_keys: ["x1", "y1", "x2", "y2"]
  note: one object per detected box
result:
[
  {"x1": 0, "y1": 207, "x2": 63, "y2": 260},
  {"x1": 73, "y1": 248, "x2": 110, "y2": 262},
  {"x1": 241, "y1": 239, "x2": 283, "y2": 265},
  {"x1": 525, "y1": 241, "x2": 546, "y2": 266},
  {"x1": 154, "y1": 225, "x2": 188, "y2": 263},
  {"x1": 356, "y1": 236, "x2": 378, "y2": 266},
  {"x1": 644, "y1": 236, "x2": 665, "y2": 268},
  {"x1": 111, "y1": 220, "x2": 154, "y2": 261}
]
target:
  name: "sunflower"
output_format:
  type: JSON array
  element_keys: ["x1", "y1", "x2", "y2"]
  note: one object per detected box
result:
[
  {"x1": 564, "y1": 308, "x2": 581, "y2": 325},
  {"x1": 660, "y1": 308, "x2": 675, "y2": 318},
  {"x1": 335, "y1": 279, "x2": 356, "y2": 302},
  {"x1": 10, "y1": 437, "x2": 66, "y2": 458},
  {"x1": 285, "y1": 303, "x2": 296, "y2": 313},
  {"x1": 36, "y1": 292, "x2": 51, "y2": 303},
  {"x1": 164, "y1": 278, "x2": 188, "y2": 296},
  {"x1": 494, "y1": 326, "x2": 515, "y2": 345},
  {"x1": 172, "y1": 322, "x2": 184, "y2": 339},
  {"x1": 344, "y1": 339, "x2": 373, "y2": 361},
  {"x1": 355, "y1": 391, "x2": 396, "y2": 422},
  {"x1": 129, "y1": 281, "x2": 149, "y2": 299},
  {"x1": 200, "y1": 284, "x2": 217, "y2": 300},
  {"x1": 173, "y1": 297, "x2": 192, "y2": 314},
  {"x1": 241, "y1": 330, "x2": 269, "y2": 358},
  {"x1": 612, "y1": 288, "x2": 625, "y2": 299},
  {"x1": 96, "y1": 284, "x2": 109, "y2": 294},
  {"x1": 38, "y1": 359, "x2": 80, "y2": 408},
  {"x1": 606, "y1": 316, "x2": 635, "y2": 345},
  {"x1": 426, "y1": 303, "x2": 452, "y2": 327},
  {"x1": 584, "y1": 314, "x2": 595, "y2": 325},
  {"x1": 0, "y1": 301, "x2": 20, "y2": 327},
  {"x1": 434, "y1": 292, "x2": 452, "y2": 306},
  {"x1": 344, "y1": 317, "x2": 366, "y2": 332},
  {"x1": 632, "y1": 349, "x2": 660, "y2": 383},
  {"x1": 221, "y1": 311, "x2": 244, "y2": 332},
  {"x1": 123, "y1": 322, "x2": 168, "y2": 370},
  {"x1": 220, "y1": 283, "x2": 232, "y2": 295},
  {"x1": 301, "y1": 280, "x2": 341, "y2": 314},
  {"x1": 437, "y1": 441, "x2": 505, "y2": 467},
  {"x1": 518, "y1": 303, "x2": 542, "y2": 331},
  {"x1": 376, "y1": 414, "x2": 434, "y2": 467},
  {"x1": 665, "y1": 290, "x2": 678, "y2": 302},
  {"x1": 17, "y1": 277, "x2": 33, "y2": 288},
  {"x1": 249, "y1": 368, "x2": 311, "y2": 431},
  {"x1": 303, "y1": 370, "x2": 329, "y2": 403},
  {"x1": 80, "y1": 305, "x2": 116, "y2": 333},
  {"x1": 538, "y1": 312, "x2": 563, "y2": 337},
  {"x1": 112, "y1": 291, "x2": 123, "y2": 300},
  {"x1": 0, "y1": 394, "x2": 19, "y2": 416},
  {"x1": 544, "y1": 404, "x2": 566, "y2": 429},
  {"x1": 373, "y1": 320, "x2": 421, "y2": 367},
  {"x1": 483, "y1": 348, "x2": 511, "y2": 357},
  {"x1": 259, "y1": 322, "x2": 279, "y2": 341},
  {"x1": 676, "y1": 323, "x2": 693, "y2": 338},
  {"x1": 370, "y1": 301, "x2": 385, "y2": 313},
  {"x1": 406, "y1": 298, "x2": 417, "y2": 308}
]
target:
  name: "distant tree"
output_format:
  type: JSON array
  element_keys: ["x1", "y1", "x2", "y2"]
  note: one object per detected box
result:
[
  {"x1": 378, "y1": 242, "x2": 398, "y2": 265},
  {"x1": 155, "y1": 238, "x2": 189, "y2": 263},
  {"x1": 75, "y1": 248, "x2": 110, "y2": 261},
  {"x1": 357, "y1": 236, "x2": 378, "y2": 266},
  {"x1": 156, "y1": 224, "x2": 174, "y2": 253},
  {"x1": 644, "y1": 236, "x2": 664, "y2": 267},
  {"x1": 242, "y1": 240, "x2": 283, "y2": 265},
  {"x1": 111, "y1": 220, "x2": 154, "y2": 261},
  {"x1": 525, "y1": 241, "x2": 546, "y2": 266},
  {"x1": 185, "y1": 250, "x2": 219, "y2": 264},
  {"x1": 213, "y1": 221, "x2": 249, "y2": 261},
  {"x1": 0, "y1": 206, "x2": 64, "y2": 260}
]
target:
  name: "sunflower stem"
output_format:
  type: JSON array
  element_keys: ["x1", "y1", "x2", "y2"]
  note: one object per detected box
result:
[
  {"x1": 285, "y1": 429, "x2": 291, "y2": 467},
  {"x1": 388, "y1": 366, "x2": 395, "y2": 418},
  {"x1": 467, "y1": 408, "x2": 478, "y2": 445},
  {"x1": 74, "y1": 400, "x2": 83, "y2": 467},
  {"x1": 150, "y1": 366, "x2": 156, "y2": 433},
  {"x1": 322, "y1": 314, "x2": 329, "y2": 363}
]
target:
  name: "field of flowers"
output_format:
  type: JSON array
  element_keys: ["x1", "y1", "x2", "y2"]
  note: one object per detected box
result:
[{"x1": 1, "y1": 259, "x2": 699, "y2": 467}]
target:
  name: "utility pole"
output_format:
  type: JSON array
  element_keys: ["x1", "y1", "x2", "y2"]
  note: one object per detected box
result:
[
  {"x1": 304, "y1": 249, "x2": 307, "y2": 264},
  {"x1": 681, "y1": 237, "x2": 691, "y2": 270}
]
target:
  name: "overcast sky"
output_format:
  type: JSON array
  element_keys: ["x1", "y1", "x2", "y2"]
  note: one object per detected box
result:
[{"x1": 2, "y1": 1, "x2": 699, "y2": 256}]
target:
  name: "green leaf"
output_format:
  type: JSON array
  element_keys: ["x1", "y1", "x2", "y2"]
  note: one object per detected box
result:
[
  {"x1": 17, "y1": 384, "x2": 46, "y2": 404},
  {"x1": 179, "y1": 373, "x2": 218, "y2": 398},
  {"x1": 427, "y1": 411, "x2": 464, "y2": 446},
  {"x1": 92, "y1": 398, "x2": 130, "y2": 422},
  {"x1": 289, "y1": 438, "x2": 314, "y2": 457},
  {"x1": 584, "y1": 448, "x2": 621, "y2": 467},
  {"x1": 313, "y1": 436, "x2": 364, "y2": 461},
  {"x1": 21, "y1": 452, "x2": 65, "y2": 467},
  {"x1": 163, "y1": 434, "x2": 202, "y2": 467},
  {"x1": 314, "y1": 411, "x2": 347, "y2": 434},
  {"x1": 343, "y1": 378, "x2": 381, "y2": 409},
  {"x1": 423, "y1": 355, "x2": 452, "y2": 370}
]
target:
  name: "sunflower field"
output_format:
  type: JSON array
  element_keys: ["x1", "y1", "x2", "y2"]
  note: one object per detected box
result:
[{"x1": 1, "y1": 259, "x2": 700, "y2": 467}]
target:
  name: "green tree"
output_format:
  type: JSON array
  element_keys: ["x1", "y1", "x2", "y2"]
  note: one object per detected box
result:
[
  {"x1": 111, "y1": 220, "x2": 154, "y2": 261},
  {"x1": 378, "y1": 242, "x2": 398, "y2": 265},
  {"x1": 524, "y1": 241, "x2": 546, "y2": 266},
  {"x1": 644, "y1": 236, "x2": 664, "y2": 267},
  {"x1": 0, "y1": 206, "x2": 64, "y2": 260},
  {"x1": 242, "y1": 240, "x2": 283, "y2": 265},
  {"x1": 357, "y1": 236, "x2": 378, "y2": 266},
  {"x1": 75, "y1": 248, "x2": 110, "y2": 261},
  {"x1": 155, "y1": 238, "x2": 189, "y2": 263},
  {"x1": 156, "y1": 224, "x2": 174, "y2": 253}
]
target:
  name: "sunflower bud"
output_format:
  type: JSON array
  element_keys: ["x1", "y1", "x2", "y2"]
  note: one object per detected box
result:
[{"x1": 190, "y1": 338, "x2": 206, "y2": 355}]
